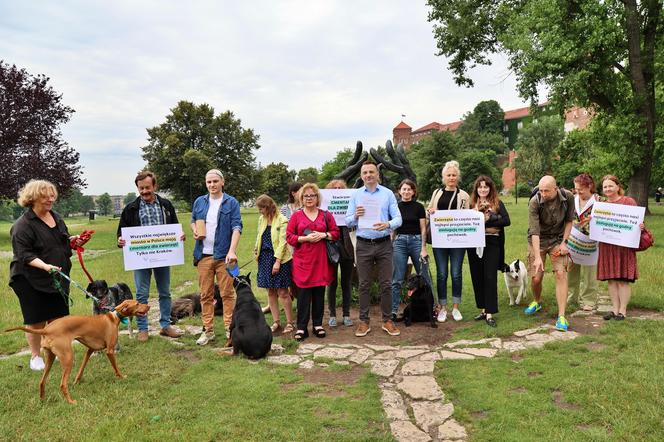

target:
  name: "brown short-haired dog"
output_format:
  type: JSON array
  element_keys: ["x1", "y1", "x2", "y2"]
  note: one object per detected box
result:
[{"x1": 6, "y1": 299, "x2": 149, "y2": 404}]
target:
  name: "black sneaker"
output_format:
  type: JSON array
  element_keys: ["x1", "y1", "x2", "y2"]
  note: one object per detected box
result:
[{"x1": 474, "y1": 312, "x2": 487, "y2": 321}]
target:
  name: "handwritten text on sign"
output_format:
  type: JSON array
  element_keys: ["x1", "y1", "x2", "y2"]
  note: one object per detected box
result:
[
  {"x1": 589, "y1": 201, "x2": 644, "y2": 249},
  {"x1": 430, "y1": 210, "x2": 485, "y2": 249},
  {"x1": 121, "y1": 224, "x2": 184, "y2": 271}
]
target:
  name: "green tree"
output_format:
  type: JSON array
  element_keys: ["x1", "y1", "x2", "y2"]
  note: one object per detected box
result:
[
  {"x1": 458, "y1": 149, "x2": 502, "y2": 191},
  {"x1": 123, "y1": 192, "x2": 137, "y2": 204},
  {"x1": 53, "y1": 188, "x2": 96, "y2": 217},
  {"x1": 514, "y1": 116, "x2": 565, "y2": 185},
  {"x1": 141, "y1": 101, "x2": 261, "y2": 204},
  {"x1": 318, "y1": 148, "x2": 355, "y2": 186},
  {"x1": 406, "y1": 131, "x2": 460, "y2": 200},
  {"x1": 458, "y1": 100, "x2": 505, "y2": 135},
  {"x1": 427, "y1": 0, "x2": 662, "y2": 209},
  {"x1": 258, "y1": 163, "x2": 296, "y2": 204},
  {"x1": 297, "y1": 167, "x2": 319, "y2": 185},
  {"x1": 96, "y1": 193, "x2": 112, "y2": 216}
]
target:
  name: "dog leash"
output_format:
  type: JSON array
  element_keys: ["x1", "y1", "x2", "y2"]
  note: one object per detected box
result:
[
  {"x1": 70, "y1": 230, "x2": 95, "y2": 283},
  {"x1": 50, "y1": 269, "x2": 101, "y2": 306}
]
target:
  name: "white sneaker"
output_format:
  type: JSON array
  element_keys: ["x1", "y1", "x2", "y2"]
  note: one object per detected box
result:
[
  {"x1": 30, "y1": 356, "x2": 45, "y2": 371},
  {"x1": 452, "y1": 308, "x2": 463, "y2": 321},
  {"x1": 196, "y1": 331, "x2": 215, "y2": 346},
  {"x1": 437, "y1": 310, "x2": 447, "y2": 323}
]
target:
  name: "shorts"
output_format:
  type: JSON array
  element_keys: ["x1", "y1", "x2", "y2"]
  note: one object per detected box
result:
[{"x1": 527, "y1": 242, "x2": 569, "y2": 274}]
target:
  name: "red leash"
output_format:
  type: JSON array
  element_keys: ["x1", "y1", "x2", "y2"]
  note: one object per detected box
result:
[{"x1": 71, "y1": 230, "x2": 95, "y2": 283}]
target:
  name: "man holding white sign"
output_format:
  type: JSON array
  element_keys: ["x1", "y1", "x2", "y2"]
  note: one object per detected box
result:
[
  {"x1": 524, "y1": 175, "x2": 575, "y2": 332},
  {"x1": 117, "y1": 171, "x2": 185, "y2": 341},
  {"x1": 345, "y1": 162, "x2": 402, "y2": 337}
]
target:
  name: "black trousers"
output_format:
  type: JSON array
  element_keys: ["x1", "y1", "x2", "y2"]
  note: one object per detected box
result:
[
  {"x1": 467, "y1": 235, "x2": 501, "y2": 314},
  {"x1": 327, "y1": 258, "x2": 353, "y2": 318},
  {"x1": 297, "y1": 285, "x2": 325, "y2": 330}
]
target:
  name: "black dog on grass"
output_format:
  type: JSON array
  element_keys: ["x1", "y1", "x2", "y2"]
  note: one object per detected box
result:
[
  {"x1": 86, "y1": 280, "x2": 135, "y2": 349},
  {"x1": 170, "y1": 286, "x2": 224, "y2": 324},
  {"x1": 227, "y1": 273, "x2": 272, "y2": 359},
  {"x1": 400, "y1": 274, "x2": 437, "y2": 328}
]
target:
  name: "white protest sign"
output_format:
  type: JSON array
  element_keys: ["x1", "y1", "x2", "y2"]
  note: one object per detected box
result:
[
  {"x1": 430, "y1": 210, "x2": 485, "y2": 249},
  {"x1": 121, "y1": 224, "x2": 184, "y2": 271},
  {"x1": 320, "y1": 188, "x2": 355, "y2": 227},
  {"x1": 357, "y1": 197, "x2": 382, "y2": 230},
  {"x1": 589, "y1": 201, "x2": 644, "y2": 249},
  {"x1": 566, "y1": 226, "x2": 598, "y2": 265}
]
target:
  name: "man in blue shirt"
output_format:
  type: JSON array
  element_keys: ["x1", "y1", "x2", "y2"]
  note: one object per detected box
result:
[
  {"x1": 346, "y1": 162, "x2": 402, "y2": 337},
  {"x1": 191, "y1": 169, "x2": 242, "y2": 345}
]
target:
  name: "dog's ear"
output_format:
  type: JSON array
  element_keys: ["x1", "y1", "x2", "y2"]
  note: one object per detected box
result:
[
  {"x1": 515, "y1": 260, "x2": 520, "y2": 272},
  {"x1": 502, "y1": 263, "x2": 510, "y2": 273}
]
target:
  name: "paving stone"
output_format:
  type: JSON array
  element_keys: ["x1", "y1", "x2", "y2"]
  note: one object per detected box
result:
[
  {"x1": 501, "y1": 341, "x2": 527, "y2": 352},
  {"x1": 401, "y1": 360, "x2": 435, "y2": 375},
  {"x1": 524, "y1": 333, "x2": 557, "y2": 342},
  {"x1": 412, "y1": 401, "x2": 454, "y2": 432},
  {"x1": 437, "y1": 418, "x2": 467, "y2": 440},
  {"x1": 296, "y1": 343, "x2": 323, "y2": 354},
  {"x1": 349, "y1": 348, "x2": 374, "y2": 364},
  {"x1": 455, "y1": 347, "x2": 498, "y2": 358},
  {"x1": 549, "y1": 330, "x2": 580, "y2": 340},
  {"x1": 380, "y1": 389, "x2": 409, "y2": 421},
  {"x1": 369, "y1": 360, "x2": 400, "y2": 377},
  {"x1": 489, "y1": 339, "x2": 503, "y2": 349},
  {"x1": 366, "y1": 344, "x2": 399, "y2": 352},
  {"x1": 269, "y1": 344, "x2": 284, "y2": 354},
  {"x1": 334, "y1": 360, "x2": 350, "y2": 365},
  {"x1": 397, "y1": 376, "x2": 444, "y2": 401},
  {"x1": 443, "y1": 338, "x2": 499, "y2": 348},
  {"x1": 440, "y1": 350, "x2": 475, "y2": 360},
  {"x1": 395, "y1": 348, "x2": 429, "y2": 359},
  {"x1": 318, "y1": 363, "x2": 329, "y2": 368},
  {"x1": 521, "y1": 340, "x2": 546, "y2": 349},
  {"x1": 419, "y1": 351, "x2": 442, "y2": 361},
  {"x1": 184, "y1": 325, "x2": 204, "y2": 335},
  {"x1": 401, "y1": 345, "x2": 431, "y2": 350},
  {"x1": 266, "y1": 355, "x2": 302, "y2": 365},
  {"x1": 299, "y1": 359, "x2": 315, "y2": 370},
  {"x1": 390, "y1": 420, "x2": 432, "y2": 442},
  {"x1": 371, "y1": 351, "x2": 398, "y2": 360},
  {"x1": 313, "y1": 347, "x2": 355, "y2": 360},
  {"x1": 327, "y1": 343, "x2": 363, "y2": 349},
  {"x1": 513, "y1": 327, "x2": 544, "y2": 337}
]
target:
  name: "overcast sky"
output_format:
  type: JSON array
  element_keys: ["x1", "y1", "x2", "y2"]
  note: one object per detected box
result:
[{"x1": 1, "y1": 1, "x2": 528, "y2": 195}]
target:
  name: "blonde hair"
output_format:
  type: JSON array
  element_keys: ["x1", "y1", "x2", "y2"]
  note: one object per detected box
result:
[
  {"x1": 325, "y1": 179, "x2": 347, "y2": 189},
  {"x1": 17, "y1": 179, "x2": 58, "y2": 207},
  {"x1": 442, "y1": 160, "x2": 460, "y2": 177},
  {"x1": 299, "y1": 183, "x2": 322, "y2": 207}
]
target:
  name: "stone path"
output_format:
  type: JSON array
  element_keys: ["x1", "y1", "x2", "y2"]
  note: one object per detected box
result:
[{"x1": 266, "y1": 325, "x2": 582, "y2": 441}]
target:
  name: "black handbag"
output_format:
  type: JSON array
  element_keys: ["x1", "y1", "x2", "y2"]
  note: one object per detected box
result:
[{"x1": 323, "y1": 211, "x2": 341, "y2": 264}]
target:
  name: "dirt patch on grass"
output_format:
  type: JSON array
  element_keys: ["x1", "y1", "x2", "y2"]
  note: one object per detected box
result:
[
  {"x1": 174, "y1": 349, "x2": 201, "y2": 362},
  {"x1": 471, "y1": 410, "x2": 489, "y2": 420},
  {"x1": 552, "y1": 390, "x2": 581, "y2": 410},
  {"x1": 511, "y1": 354, "x2": 524, "y2": 362},
  {"x1": 510, "y1": 386, "x2": 528, "y2": 394},
  {"x1": 528, "y1": 371, "x2": 543, "y2": 378},
  {"x1": 281, "y1": 365, "x2": 365, "y2": 397}
]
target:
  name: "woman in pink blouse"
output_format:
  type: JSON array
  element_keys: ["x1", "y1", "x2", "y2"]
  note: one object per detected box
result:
[{"x1": 286, "y1": 183, "x2": 340, "y2": 341}]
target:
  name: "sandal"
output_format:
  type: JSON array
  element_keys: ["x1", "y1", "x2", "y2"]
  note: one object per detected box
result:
[
  {"x1": 312, "y1": 327, "x2": 326, "y2": 338},
  {"x1": 485, "y1": 317, "x2": 497, "y2": 327},
  {"x1": 270, "y1": 322, "x2": 281, "y2": 333},
  {"x1": 294, "y1": 329, "x2": 308, "y2": 341},
  {"x1": 282, "y1": 323, "x2": 294, "y2": 335}
]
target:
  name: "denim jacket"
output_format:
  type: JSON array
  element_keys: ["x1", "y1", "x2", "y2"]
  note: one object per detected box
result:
[{"x1": 191, "y1": 193, "x2": 242, "y2": 262}]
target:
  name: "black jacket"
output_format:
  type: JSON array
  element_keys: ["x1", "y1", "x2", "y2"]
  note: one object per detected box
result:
[
  {"x1": 116, "y1": 195, "x2": 179, "y2": 241},
  {"x1": 484, "y1": 200, "x2": 511, "y2": 271}
]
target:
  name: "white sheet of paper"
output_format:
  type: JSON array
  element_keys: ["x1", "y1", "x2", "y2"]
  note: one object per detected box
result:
[
  {"x1": 589, "y1": 201, "x2": 644, "y2": 249},
  {"x1": 430, "y1": 210, "x2": 485, "y2": 249},
  {"x1": 357, "y1": 197, "x2": 382, "y2": 230},
  {"x1": 566, "y1": 226, "x2": 598, "y2": 265},
  {"x1": 319, "y1": 188, "x2": 355, "y2": 227},
  {"x1": 121, "y1": 224, "x2": 184, "y2": 271}
]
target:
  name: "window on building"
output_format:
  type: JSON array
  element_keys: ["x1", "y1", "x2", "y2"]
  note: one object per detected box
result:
[
  {"x1": 504, "y1": 137, "x2": 509, "y2": 144},
  {"x1": 517, "y1": 121, "x2": 523, "y2": 129},
  {"x1": 503, "y1": 124, "x2": 508, "y2": 132}
]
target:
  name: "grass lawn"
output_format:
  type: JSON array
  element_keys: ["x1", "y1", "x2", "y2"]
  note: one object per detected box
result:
[{"x1": 0, "y1": 200, "x2": 663, "y2": 440}]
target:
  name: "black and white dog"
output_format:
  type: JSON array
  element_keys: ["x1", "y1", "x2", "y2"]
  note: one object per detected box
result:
[
  {"x1": 227, "y1": 273, "x2": 272, "y2": 359},
  {"x1": 503, "y1": 260, "x2": 528, "y2": 306},
  {"x1": 86, "y1": 280, "x2": 135, "y2": 348},
  {"x1": 400, "y1": 274, "x2": 437, "y2": 328}
]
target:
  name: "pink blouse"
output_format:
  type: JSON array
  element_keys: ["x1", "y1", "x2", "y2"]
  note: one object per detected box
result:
[{"x1": 286, "y1": 209, "x2": 340, "y2": 288}]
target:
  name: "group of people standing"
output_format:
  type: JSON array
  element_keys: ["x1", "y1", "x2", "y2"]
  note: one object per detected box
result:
[{"x1": 9, "y1": 163, "x2": 648, "y2": 369}]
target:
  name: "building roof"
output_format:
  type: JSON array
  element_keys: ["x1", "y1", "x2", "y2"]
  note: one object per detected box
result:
[
  {"x1": 394, "y1": 121, "x2": 412, "y2": 130},
  {"x1": 503, "y1": 105, "x2": 531, "y2": 120},
  {"x1": 413, "y1": 120, "x2": 463, "y2": 134}
]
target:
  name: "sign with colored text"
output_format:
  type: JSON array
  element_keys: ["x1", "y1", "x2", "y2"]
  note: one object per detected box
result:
[
  {"x1": 121, "y1": 224, "x2": 184, "y2": 270},
  {"x1": 589, "y1": 201, "x2": 644, "y2": 249},
  {"x1": 430, "y1": 210, "x2": 485, "y2": 249},
  {"x1": 566, "y1": 226, "x2": 598, "y2": 265},
  {"x1": 320, "y1": 188, "x2": 355, "y2": 227}
]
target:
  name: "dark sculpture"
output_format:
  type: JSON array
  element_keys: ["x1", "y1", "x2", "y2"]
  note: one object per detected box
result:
[{"x1": 334, "y1": 140, "x2": 416, "y2": 190}]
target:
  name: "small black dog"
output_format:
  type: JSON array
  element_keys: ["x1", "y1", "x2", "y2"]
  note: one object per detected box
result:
[
  {"x1": 86, "y1": 280, "x2": 135, "y2": 348},
  {"x1": 227, "y1": 273, "x2": 272, "y2": 359},
  {"x1": 401, "y1": 274, "x2": 437, "y2": 328},
  {"x1": 170, "y1": 286, "x2": 224, "y2": 324}
]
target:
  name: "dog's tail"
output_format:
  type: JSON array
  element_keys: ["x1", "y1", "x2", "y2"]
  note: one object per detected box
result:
[{"x1": 5, "y1": 326, "x2": 48, "y2": 335}]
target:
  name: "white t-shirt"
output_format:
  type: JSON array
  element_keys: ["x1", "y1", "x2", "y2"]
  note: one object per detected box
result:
[{"x1": 202, "y1": 195, "x2": 223, "y2": 254}]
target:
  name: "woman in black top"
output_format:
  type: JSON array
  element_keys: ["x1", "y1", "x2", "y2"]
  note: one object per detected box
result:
[
  {"x1": 467, "y1": 175, "x2": 511, "y2": 327},
  {"x1": 9, "y1": 180, "x2": 87, "y2": 371},
  {"x1": 391, "y1": 179, "x2": 428, "y2": 319}
]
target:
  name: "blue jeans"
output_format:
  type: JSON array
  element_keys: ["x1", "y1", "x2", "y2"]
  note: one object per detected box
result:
[
  {"x1": 391, "y1": 234, "x2": 423, "y2": 314},
  {"x1": 432, "y1": 247, "x2": 465, "y2": 305},
  {"x1": 133, "y1": 266, "x2": 171, "y2": 331}
]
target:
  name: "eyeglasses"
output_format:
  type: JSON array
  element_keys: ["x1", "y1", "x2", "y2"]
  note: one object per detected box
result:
[{"x1": 303, "y1": 194, "x2": 317, "y2": 199}]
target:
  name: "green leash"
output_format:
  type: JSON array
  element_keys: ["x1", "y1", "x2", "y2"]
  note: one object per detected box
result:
[{"x1": 50, "y1": 269, "x2": 99, "y2": 307}]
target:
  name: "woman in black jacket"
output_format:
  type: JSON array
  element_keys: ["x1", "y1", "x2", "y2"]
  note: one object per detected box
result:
[{"x1": 467, "y1": 175, "x2": 511, "y2": 327}]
